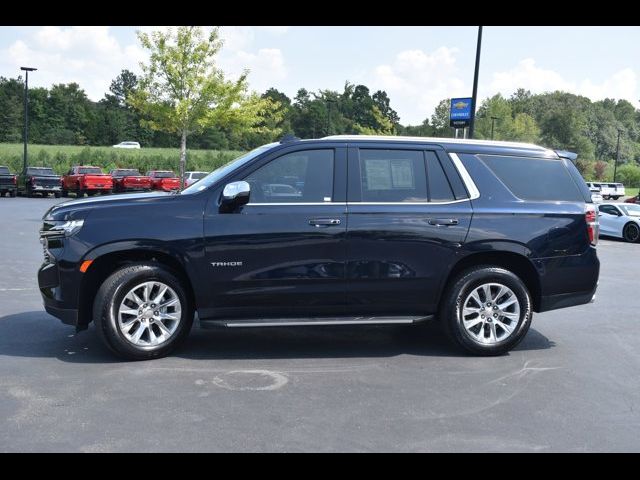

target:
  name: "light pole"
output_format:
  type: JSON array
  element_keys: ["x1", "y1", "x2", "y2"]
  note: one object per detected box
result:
[
  {"x1": 490, "y1": 116, "x2": 499, "y2": 140},
  {"x1": 468, "y1": 26, "x2": 483, "y2": 139},
  {"x1": 613, "y1": 128, "x2": 622, "y2": 182},
  {"x1": 20, "y1": 66, "x2": 37, "y2": 174},
  {"x1": 326, "y1": 99, "x2": 336, "y2": 136}
]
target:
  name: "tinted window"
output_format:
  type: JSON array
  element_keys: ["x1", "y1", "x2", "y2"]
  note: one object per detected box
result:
[
  {"x1": 152, "y1": 171, "x2": 175, "y2": 178},
  {"x1": 0, "y1": 166, "x2": 10, "y2": 174},
  {"x1": 78, "y1": 167, "x2": 102, "y2": 175},
  {"x1": 426, "y1": 152, "x2": 455, "y2": 202},
  {"x1": 113, "y1": 169, "x2": 141, "y2": 176},
  {"x1": 480, "y1": 155, "x2": 583, "y2": 202},
  {"x1": 599, "y1": 205, "x2": 620, "y2": 216},
  {"x1": 359, "y1": 149, "x2": 427, "y2": 202},
  {"x1": 27, "y1": 167, "x2": 56, "y2": 176},
  {"x1": 563, "y1": 158, "x2": 593, "y2": 203},
  {"x1": 245, "y1": 149, "x2": 334, "y2": 203}
]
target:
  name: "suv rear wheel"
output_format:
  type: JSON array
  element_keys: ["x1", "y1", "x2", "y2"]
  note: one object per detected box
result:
[
  {"x1": 93, "y1": 263, "x2": 194, "y2": 360},
  {"x1": 439, "y1": 266, "x2": 532, "y2": 356}
]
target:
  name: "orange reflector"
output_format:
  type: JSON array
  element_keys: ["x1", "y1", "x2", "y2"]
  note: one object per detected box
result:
[{"x1": 79, "y1": 260, "x2": 93, "y2": 273}]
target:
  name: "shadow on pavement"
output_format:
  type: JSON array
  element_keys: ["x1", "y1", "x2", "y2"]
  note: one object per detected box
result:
[{"x1": 0, "y1": 310, "x2": 555, "y2": 363}]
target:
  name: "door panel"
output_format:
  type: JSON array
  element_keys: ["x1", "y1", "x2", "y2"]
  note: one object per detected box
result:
[
  {"x1": 200, "y1": 146, "x2": 348, "y2": 320},
  {"x1": 345, "y1": 146, "x2": 473, "y2": 315}
]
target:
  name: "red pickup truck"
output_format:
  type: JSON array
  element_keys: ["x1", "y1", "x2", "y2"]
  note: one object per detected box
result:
[
  {"x1": 61, "y1": 166, "x2": 113, "y2": 197},
  {"x1": 110, "y1": 168, "x2": 152, "y2": 192},
  {"x1": 148, "y1": 170, "x2": 181, "y2": 191}
]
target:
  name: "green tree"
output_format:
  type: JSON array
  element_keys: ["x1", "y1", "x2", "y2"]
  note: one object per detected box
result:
[
  {"x1": 130, "y1": 26, "x2": 280, "y2": 186},
  {"x1": 430, "y1": 99, "x2": 452, "y2": 137}
]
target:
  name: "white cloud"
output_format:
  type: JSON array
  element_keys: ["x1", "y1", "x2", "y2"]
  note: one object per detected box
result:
[
  {"x1": 0, "y1": 26, "x2": 289, "y2": 102},
  {"x1": 487, "y1": 58, "x2": 639, "y2": 107},
  {"x1": 371, "y1": 47, "x2": 468, "y2": 124},
  {"x1": 1, "y1": 26, "x2": 144, "y2": 101}
]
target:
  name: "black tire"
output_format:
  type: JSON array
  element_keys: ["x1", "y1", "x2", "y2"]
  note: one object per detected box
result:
[
  {"x1": 439, "y1": 266, "x2": 533, "y2": 356},
  {"x1": 93, "y1": 263, "x2": 194, "y2": 360},
  {"x1": 9, "y1": 190, "x2": 16, "y2": 197},
  {"x1": 61, "y1": 189, "x2": 68, "y2": 197},
  {"x1": 612, "y1": 196, "x2": 620, "y2": 200},
  {"x1": 54, "y1": 191, "x2": 61, "y2": 198},
  {"x1": 26, "y1": 184, "x2": 33, "y2": 198},
  {"x1": 77, "y1": 189, "x2": 85, "y2": 198},
  {"x1": 623, "y1": 222, "x2": 640, "y2": 243}
]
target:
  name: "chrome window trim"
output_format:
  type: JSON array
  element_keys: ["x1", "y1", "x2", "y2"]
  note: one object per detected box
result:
[
  {"x1": 447, "y1": 152, "x2": 480, "y2": 200},
  {"x1": 247, "y1": 202, "x2": 347, "y2": 206}
]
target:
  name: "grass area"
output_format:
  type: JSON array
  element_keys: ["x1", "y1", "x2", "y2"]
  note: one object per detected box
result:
[
  {"x1": 0, "y1": 143, "x2": 244, "y2": 175},
  {"x1": 625, "y1": 187, "x2": 639, "y2": 198}
]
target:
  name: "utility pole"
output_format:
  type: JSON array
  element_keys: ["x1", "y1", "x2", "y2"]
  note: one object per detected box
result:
[
  {"x1": 20, "y1": 66, "x2": 37, "y2": 173},
  {"x1": 490, "y1": 116, "x2": 499, "y2": 140},
  {"x1": 468, "y1": 26, "x2": 483, "y2": 139},
  {"x1": 613, "y1": 128, "x2": 622, "y2": 182},
  {"x1": 326, "y1": 99, "x2": 336, "y2": 136}
]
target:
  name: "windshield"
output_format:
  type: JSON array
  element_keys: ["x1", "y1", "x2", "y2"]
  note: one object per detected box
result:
[
  {"x1": 0, "y1": 166, "x2": 10, "y2": 174},
  {"x1": 113, "y1": 169, "x2": 141, "y2": 176},
  {"x1": 27, "y1": 167, "x2": 56, "y2": 176},
  {"x1": 621, "y1": 204, "x2": 640, "y2": 217},
  {"x1": 152, "y1": 171, "x2": 176, "y2": 178},
  {"x1": 78, "y1": 167, "x2": 102, "y2": 175},
  {"x1": 181, "y1": 143, "x2": 279, "y2": 194}
]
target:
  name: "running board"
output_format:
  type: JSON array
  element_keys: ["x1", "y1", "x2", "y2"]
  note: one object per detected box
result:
[{"x1": 201, "y1": 315, "x2": 433, "y2": 329}]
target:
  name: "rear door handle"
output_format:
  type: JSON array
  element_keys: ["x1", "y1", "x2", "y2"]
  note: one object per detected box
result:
[
  {"x1": 428, "y1": 218, "x2": 459, "y2": 226},
  {"x1": 309, "y1": 218, "x2": 341, "y2": 227}
]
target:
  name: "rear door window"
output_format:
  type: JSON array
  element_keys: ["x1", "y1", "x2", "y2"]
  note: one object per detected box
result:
[
  {"x1": 479, "y1": 155, "x2": 584, "y2": 202},
  {"x1": 358, "y1": 149, "x2": 427, "y2": 202}
]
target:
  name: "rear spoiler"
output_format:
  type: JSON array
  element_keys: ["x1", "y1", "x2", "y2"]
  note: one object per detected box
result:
[{"x1": 555, "y1": 150, "x2": 578, "y2": 164}]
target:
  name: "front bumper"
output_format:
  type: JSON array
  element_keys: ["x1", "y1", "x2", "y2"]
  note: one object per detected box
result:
[{"x1": 38, "y1": 260, "x2": 80, "y2": 327}]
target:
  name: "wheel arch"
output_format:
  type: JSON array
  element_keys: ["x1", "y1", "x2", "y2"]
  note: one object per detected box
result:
[
  {"x1": 442, "y1": 250, "x2": 542, "y2": 312},
  {"x1": 77, "y1": 245, "x2": 197, "y2": 328}
]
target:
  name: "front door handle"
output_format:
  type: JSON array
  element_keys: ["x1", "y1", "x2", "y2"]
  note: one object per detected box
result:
[
  {"x1": 428, "y1": 218, "x2": 459, "y2": 226},
  {"x1": 309, "y1": 218, "x2": 341, "y2": 227}
]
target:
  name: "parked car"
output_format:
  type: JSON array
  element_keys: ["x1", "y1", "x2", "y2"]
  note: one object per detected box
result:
[
  {"x1": 585, "y1": 182, "x2": 603, "y2": 203},
  {"x1": 18, "y1": 167, "x2": 62, "y2": 198},
  {"x1": 624, "y1": 193, "x2": 640, "y2": 204},
  {"x1": 0, "y1": 165, "x2": 17, "y2": 197},
  {"x1": 597, "y1": 202, "x2": 640, "y2": 243},
  {"x1": 113, "y1": 141, "x2": 141, "y2": 149},
  {"x1": 38, "y1": 135, "x2": 600, "y2": 360},
  {"x1": 260, "y1": 183, "x2": 302, "y2": 199},
  {"x1": 148, "y1": 170, "x2": 180, "y2": 191},
  {"x1": 61, "y1": 166, "x2": 113, "y2": 198},
  {"x1": 588, "y1": 182, "x2": 625, "y2": 200},
  {"x1": 183, "y1": 171, "x2": 208, "y2": 187},
  {"x1": 109, "y1": 168, "x2": 152, "y2": 193}
]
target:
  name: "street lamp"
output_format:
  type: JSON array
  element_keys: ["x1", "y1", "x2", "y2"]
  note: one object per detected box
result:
[
  {"x1": 613, "y1": 128, "x2": 623, "y2": 182},
  {"x1": 20, "y1": 66, "x2": 37, "y2": 174},
  {"x1": 468, "y1": 26, "x2": 483, "y2": 139},
  {"x1": 490, "y1": 116, "x2": 500, "y2": 140}
]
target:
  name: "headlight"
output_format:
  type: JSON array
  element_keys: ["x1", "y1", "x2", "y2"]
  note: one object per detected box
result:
[{"x1": 40, "y1": 219, "x2": 85, "y2": 238}]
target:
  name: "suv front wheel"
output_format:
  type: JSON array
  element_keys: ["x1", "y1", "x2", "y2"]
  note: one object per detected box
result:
[
  {"x1": 93, "y1": 263, "x2": 194, "y2": 360},
  {"x1": 440, "y1": 266, "x2": 532, "y2": 356}
]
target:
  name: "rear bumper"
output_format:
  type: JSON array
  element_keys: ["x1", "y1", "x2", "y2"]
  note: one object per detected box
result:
[
  {"x1": 0, "y1": 185, "x2": 16, "y2": 191},
  {"x1": 535, "y1": 247, "x2": 600, "y2": 313},
  {"x1": 32, "y1": 185, "x2": 61, "y2": 192}
]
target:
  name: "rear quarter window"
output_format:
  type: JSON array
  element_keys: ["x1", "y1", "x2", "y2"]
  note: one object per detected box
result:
[{"x1": 479, "y1": 155, "x2": 584, "y2": 202}]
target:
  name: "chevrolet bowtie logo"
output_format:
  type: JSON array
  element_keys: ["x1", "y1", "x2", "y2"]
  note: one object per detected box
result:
[{"x1": 211, "y1": 261, "x2": 243, "y2": 267}]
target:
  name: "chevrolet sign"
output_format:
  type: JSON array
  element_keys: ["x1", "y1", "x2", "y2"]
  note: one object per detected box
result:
[{"x1": 450, "y1": 97, "x2": 473, "y2": 128}]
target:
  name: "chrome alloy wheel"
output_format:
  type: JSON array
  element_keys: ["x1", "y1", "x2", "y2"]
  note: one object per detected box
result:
[
  {"x1": 117, "y1": 281, "x2": 182, "y2": 347},
  {"x1": 461, "y1": 282, "x2": 521, "y2": 345}
]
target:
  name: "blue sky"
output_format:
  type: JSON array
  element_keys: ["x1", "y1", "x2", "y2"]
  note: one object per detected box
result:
[{"x1": 0, "y1": 26, "x2": 638, "y2": 124}]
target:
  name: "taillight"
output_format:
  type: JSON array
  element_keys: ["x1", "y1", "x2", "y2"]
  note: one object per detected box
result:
[
  {"x1": 585, "y1": 204, "x2": 598, "y2": 246},
  {"x1": 12, "y1": 175, "x2": 17, "y2": 184}
]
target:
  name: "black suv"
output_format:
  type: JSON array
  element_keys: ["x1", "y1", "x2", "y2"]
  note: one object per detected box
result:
[{"x1": 38, "y1": 136, "x2": 600, "y2": 360}]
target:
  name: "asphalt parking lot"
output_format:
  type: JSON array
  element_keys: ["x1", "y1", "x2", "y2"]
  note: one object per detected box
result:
[{"x1": 1, "y1": 196, "x2": 639, "y2": 452}]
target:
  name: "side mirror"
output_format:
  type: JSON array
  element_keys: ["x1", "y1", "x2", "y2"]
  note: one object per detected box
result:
[{"x1": 220, "y1": 181, "x2": 250, "y2": 212}]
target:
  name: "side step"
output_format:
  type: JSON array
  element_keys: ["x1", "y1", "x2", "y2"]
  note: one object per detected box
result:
[{"x1": 200, "y1": 315, "x2": 433, "y2": 329}]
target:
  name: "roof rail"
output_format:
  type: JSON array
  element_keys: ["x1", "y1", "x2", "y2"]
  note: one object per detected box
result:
[
  {"x1": 279, "y1": 134, "x2": 300, "y2": 144},
  {"x1": 555, "y1": 150, "x2": 578, "y2": 163}
]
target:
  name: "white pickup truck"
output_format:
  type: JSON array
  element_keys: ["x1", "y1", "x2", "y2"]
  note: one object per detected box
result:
[{"x1": 586, "y1": 182, "x2": 625, "y2": 200}]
